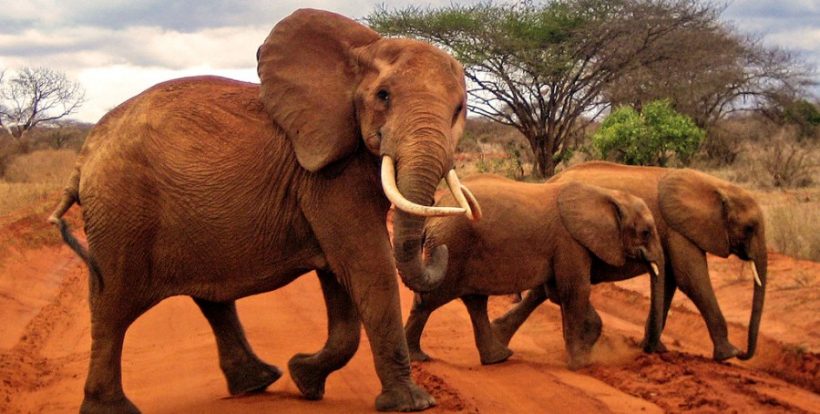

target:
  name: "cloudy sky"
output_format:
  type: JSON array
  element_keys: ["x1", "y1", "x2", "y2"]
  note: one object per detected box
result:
[{"x1": 0, "y1": 0, "x2": 817, "y2": 123}]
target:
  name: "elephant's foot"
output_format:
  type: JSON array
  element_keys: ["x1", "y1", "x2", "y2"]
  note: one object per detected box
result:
[
  {"x1": 489, "y1": 319, "x2": 516, "y2": 347},
  {"x1": 567, "y1": 352, "x2": 592, "y2": 371},
  {"x1": 409, "y1": 348, "x2": 431, "y2": 362},
  {"x1": 224, "y1": 360, "x2": 282, "y2": 396},
  {"x1": 289, "y1": 353, "x2": 331, "y2": 400},
  {"x1": 478, "y1": 344, "x2": 513, "y2": 365},
  {"x1": 713, "y1": 343, "x2": 742, "y2": 361},
  {"x1": 375, "y1": 381, "x2": 436, "y2": 412},
  {"x1": 80, "y1": 395, "x2": 140, "y2": 414},
  {"x1": 641, "y1": 338, "x2": 668, "y2": 354}
]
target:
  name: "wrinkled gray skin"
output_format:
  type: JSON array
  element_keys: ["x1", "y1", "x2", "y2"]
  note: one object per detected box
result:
[
  {"x1": 405, "y1": 175, "x2": 665, "y2": 369},
  {"x1": 493, "y1": 161, "x2": 767, "y2": 362},
  {"x1": 49, "y1": 9, "x2": 473, "y2": 414}
]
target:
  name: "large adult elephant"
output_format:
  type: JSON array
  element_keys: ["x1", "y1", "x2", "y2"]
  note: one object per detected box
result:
[
  {"x1": 48, "y1": 9, "x2": 479, "y2": 413},
  {"x1": 492, "y1": 161, "x2": 766, "y2": 362}
]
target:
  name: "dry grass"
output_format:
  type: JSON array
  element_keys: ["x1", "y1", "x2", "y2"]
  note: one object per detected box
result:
[
  {"x1": 759, "y1": 191, "x2": 820, "y2": 262},
  {"x1": 0, "y1": 149, "x2": 77, "y2": 217}
]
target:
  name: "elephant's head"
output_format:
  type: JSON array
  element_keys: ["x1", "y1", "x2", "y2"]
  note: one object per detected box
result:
[
  {"x1": 658, "y1": 169, "x2": 767, "y2": 360},
  {"x1": 256, "y1": 9, "x2": 478, "y2": 292},
  {"x1": 557, "y1": 181, "x2": 663, "y2": 276}
]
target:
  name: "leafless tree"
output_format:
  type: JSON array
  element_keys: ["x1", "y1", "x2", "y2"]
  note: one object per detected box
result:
[
  {"x1": 0, "y1": 67, "x2": 85, "y2": 141},
  {"x1": 605, "y1": 23, "x2": 815, "y2": 130}
]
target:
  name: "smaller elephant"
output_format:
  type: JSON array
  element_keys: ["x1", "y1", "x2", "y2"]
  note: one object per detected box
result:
[{"x1": 405, "y1": 175, "x2": 664, "y2": 369}]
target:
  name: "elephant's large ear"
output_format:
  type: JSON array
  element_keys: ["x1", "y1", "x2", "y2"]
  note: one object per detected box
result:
[
  {"x1": 257, "y1": 9, "x2": 380, "y2": 172},
  {"x1": 658, "y1": 169, "x2": 731, "y2": 257},
  {"x1": 558, "y1": 181, "x2": 626, "y2": 267}
]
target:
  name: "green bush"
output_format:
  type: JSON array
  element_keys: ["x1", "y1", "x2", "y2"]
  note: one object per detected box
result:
[{"x1": 591, "y1": 100, "x2": 705, "y2": 166}]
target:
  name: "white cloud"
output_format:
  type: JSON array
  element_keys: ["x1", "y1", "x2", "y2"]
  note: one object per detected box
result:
[{"x1": 75, "y1": 64, "x2": 259, "y2": 122}]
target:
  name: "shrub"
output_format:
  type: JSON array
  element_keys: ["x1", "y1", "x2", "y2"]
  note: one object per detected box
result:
[
  {"x1": 591, "y1": 100, "x2": 705, "y2": 166},
  {"x1": 759, "y1": 131, "x2": 818, "y2": 188}
]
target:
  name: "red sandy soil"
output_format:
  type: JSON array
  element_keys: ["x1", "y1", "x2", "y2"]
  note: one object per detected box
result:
[{"x1": 1, "y1": 205, "x2": 818, "y2": 413}]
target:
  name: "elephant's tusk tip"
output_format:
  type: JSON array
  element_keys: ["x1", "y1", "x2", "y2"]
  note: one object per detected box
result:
[
  {"x1": 750, "y1": 261, "x2": 762, "y2": 287},
  {"x1": 650, "y1": 262, "x2": 660, "y2": 277}
]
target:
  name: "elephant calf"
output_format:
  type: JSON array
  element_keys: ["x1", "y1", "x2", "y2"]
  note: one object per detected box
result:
[{"x1": 405, "y1": 175, "x2": 664, "y2": 369}]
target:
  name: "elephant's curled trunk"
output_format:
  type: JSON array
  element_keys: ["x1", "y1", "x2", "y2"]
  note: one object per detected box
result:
[{"x1": 389, "y1": 153, "x2": 451, "y2": 293}]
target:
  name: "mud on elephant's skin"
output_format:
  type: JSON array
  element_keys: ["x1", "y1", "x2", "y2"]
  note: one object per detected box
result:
[
  {"x1": 493, "y1": 161, "x2": 766, "y2": 362},
  {"x1": 405, "y1": 174, "x2": 664, "y2": 369},
  {"x1": 47, "y1": 9, "x2": 480, "y2": 414}
]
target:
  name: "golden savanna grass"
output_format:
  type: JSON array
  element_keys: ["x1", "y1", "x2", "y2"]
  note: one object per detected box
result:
[{"x1": 0, "y1": 149, "x2": 76, "y2": 217}]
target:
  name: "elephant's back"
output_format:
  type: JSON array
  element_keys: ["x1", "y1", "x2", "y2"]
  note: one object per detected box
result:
[
  {"x1": 79, "y1": 76, "x2": 270, "y2": 160},
  {"x1": 551, "y1": 162, "x2": 667, "y2": 228}
]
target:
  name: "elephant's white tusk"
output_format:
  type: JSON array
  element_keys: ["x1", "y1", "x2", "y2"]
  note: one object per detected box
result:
[
  {"x1": 381, "y1": 156, "x2": 466, "y2": 217},
  {"x1": 445, "y1": 170, "x2": 475, "y2": 221},
  {"x1": 460, "y1": 184, "x2": 482, "y2": 221},
  {"x1": 750, "y1": 261, "x2": 762, "y2": 287},
  {"x1": 650, "y1": 262, "x2": 660, "y2": 277}
]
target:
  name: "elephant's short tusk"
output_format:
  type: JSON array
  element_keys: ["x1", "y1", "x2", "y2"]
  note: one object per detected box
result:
[
  {"x1": 650, "y1": 261, "x2": 660, "y2": 278},
  {"x1": 381, "y1": 156, "x2": 466, "y2": 217},
  {"x1": 445, "y1": 170, "x2": 478, "y2": 221},
  {"x1": 750, "y1": 260, "x2": 762, "y2": 287}
]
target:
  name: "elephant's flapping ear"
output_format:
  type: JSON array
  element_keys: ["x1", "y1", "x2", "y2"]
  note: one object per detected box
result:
[
  {"x1": 558, "y1": 181, "x2": 627, "y2": 267},
  {"x1": 658, "y1": 169, "x2": 731, "y2": 257},
  {"x1": 257, "y1": 9, "x2": 380, "y2": 172}
]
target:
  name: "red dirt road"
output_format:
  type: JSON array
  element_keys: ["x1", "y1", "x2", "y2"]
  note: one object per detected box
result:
[{"x1": 1, "y1": 208, "x2": 818, "y2": 413}]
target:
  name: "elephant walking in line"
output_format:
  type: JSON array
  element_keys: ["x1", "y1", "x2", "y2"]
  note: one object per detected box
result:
[
  {"x1": 405, "y1": 175, "x2": 664, "y2": 369},
  {"x1": 48, "y1": 9, "x2": 481, "y2": 413},
  {"x1": 492, "y1": 161, "x2": 766, "y2": 362}
]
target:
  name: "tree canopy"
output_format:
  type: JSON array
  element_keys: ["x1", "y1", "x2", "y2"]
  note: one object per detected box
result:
[
  {"x1": 591, "y1": 100, "x2": 705, "y2": 166},
  {"x1": 368, "y1": 0, "x2": 813, "y2": 177}
]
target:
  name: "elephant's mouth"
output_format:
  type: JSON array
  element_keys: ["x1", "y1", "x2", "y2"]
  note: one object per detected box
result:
[
  {"x1": 637, "y1": 247, "x2": 661, "y2": 279},
  {"x1": 381, "y1": 155, "x2": 479, "y2": 220}
]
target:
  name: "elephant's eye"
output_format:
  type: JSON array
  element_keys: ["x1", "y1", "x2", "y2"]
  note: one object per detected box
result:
[
  {"x1": 452, "y1": 103, "x2": 464, "y2": 124},
  {"x1": 744, "y1": 224, "x2": 755, "y2": 234},
  {"x1": 376, "y1": 89, "x2": 390, "y2": 103},
  {"x1": 641, "y1": 229, "x2": 651, "y2": 241}
]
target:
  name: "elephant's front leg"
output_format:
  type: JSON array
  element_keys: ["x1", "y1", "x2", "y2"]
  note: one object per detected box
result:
[
  {"x1": 642, "y1": 261, "x2": 674, "y2": 354},
  {"x1": 554, "y1": 248, "x2": 595, "y2": 370},
  {"x1": 193, "y1": 298, "x2": 282, "y2": 395},
  {"x1": 461, "y1": 295, "x2": 513, "y2": 365},
  {"x1": 347, "y1": 267, "x2": 436, "y2": 411},
  {"x1": 668, "y1": 231, "x2": 740, "y2": 361},
  {"x1": 288, "y1": 270, "x2": 361, "y2": 400}
]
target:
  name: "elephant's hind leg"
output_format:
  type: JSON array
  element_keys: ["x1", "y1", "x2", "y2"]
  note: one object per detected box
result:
[
  {"x1": 193, "y1": 298, "x2": 282, "y2": 395},
  {"x1": 491, "y1": 287, "x2": 549, "y2": 346},
  {"x1": 81, "y1": 283, "x2": 152, "y2": 413},
  {"x1": 288, "y1": 270, "x2": 360, "y2": 401},
  {"x1": 461, "y1": 295, "x2": 513, "y2": 365}
]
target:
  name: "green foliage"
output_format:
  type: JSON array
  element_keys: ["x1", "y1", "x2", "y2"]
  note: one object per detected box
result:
[
  {"x1": 783, "y1": 99, "x2": 820, "y2": 139},
  {"x1": 591, "y1": 100, "x2": 705, "y2": 166}
]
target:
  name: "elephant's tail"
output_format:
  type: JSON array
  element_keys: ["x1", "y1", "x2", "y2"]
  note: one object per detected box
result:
[{"x1": 48, "y1": 168, "x2": 104, "y2": 292}]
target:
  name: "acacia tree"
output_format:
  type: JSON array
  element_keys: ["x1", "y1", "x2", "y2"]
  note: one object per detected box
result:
[
  {"x1": 368, "y1": 0, "x2": 715, "y2": 177},
  {"x1": 0, "y1": 67, "x2": 85, "y2": 141}
]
